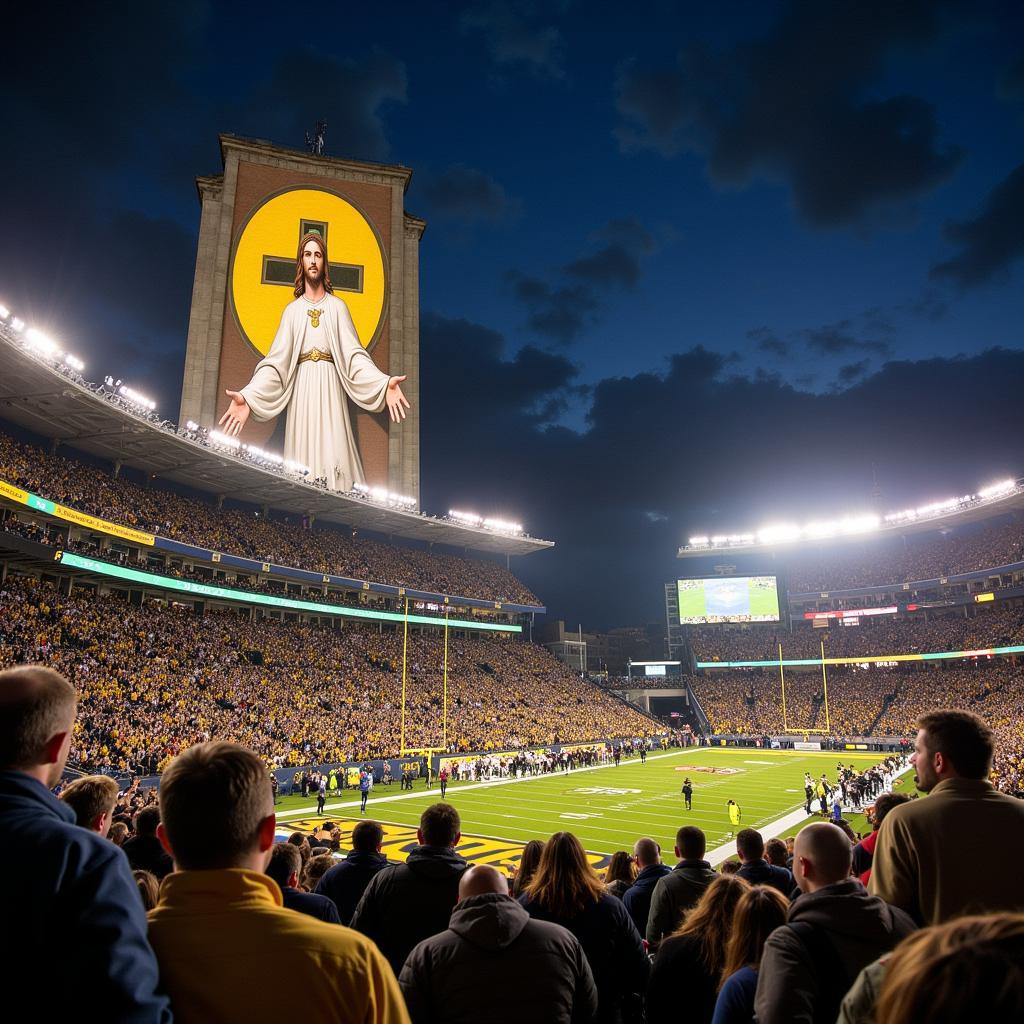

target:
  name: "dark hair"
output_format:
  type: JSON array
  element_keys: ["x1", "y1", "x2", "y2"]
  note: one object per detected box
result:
[
  {"x1": 0, "y1": 665, "x2": 76, "y2": 769},
  {"x1": 293, "y1": 232, "x2": 334, "y2": 298},
  {"x1": 765, "y1": 838, "x2": 788, "y2": 868},
  {"x1": 719, "y1": 885, "x2": 789, "y2": 987},
  {"x1": 872, "y1": 792, "x2": 911, "y2": 829},
  {"x1": 512, "y1": 840, "x2": 545, "y2": 898},
  {"x1": 605, "y1": 851, "x2": 636, "y2": 885},
  {"x1": 673, "y1": 874, "x2": 750, "y2": 977},
  {"x1": 266, "y1": 842, "x2": 302, "y2": 887},
  {"x1": 134, "y1": 805, "x2": 162, "y2": 837},
  {"x1": 918, "y1": 710, "x2": 994, "y2": 780},
  {"x1": 420, "y1": 802, "x2": 461, "y2": 847},
  {"x1": 159, "y1": 741, "x2": 272, "y2": 870},
  {"x1": 736, "y1": 828, "x2": 764, "y2": 860},
  {"x1": 719, "y1": 860, "x2": 740, "y2": 875},
  {"x1": 525, "y1": 832, "x2": 605, "y2": 918},
  {"x1": 352, "y1": 819, "x2": 384, "y2": 852},
  {"x1": 676, "y1": 825, "x2": 706, "y2": 860}
]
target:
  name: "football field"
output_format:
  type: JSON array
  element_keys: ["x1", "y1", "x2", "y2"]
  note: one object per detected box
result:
[{"x1": 276, "y1": 747, "x2": 897, "y2": 874}]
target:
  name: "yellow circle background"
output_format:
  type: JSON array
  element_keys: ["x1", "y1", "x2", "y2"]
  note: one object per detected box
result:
[{"x1": 231, "y1": 188, "x2": 387, "y2": 356}]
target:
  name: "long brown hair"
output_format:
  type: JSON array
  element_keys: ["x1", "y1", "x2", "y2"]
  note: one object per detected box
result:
[
  {"x1": 671, "y1": 874, "x2": 750, "y2": 977},
  {"x1": 605, "y1": 851, "x2": 636, "y2": 886},
  {"x1": 876, "y1": 913, "x2": 1024, "y2": 1023},
  {"x1": 524, "y1": 831, "x2": 605, "y2": 919},
  {"x1": 718, "y1": 885, "x2": 789, "y2": 988},
  {"x1": 294, "y1": 232, "x2": 334, "y2": 298},
  {"x1": 512, "y1": 839, "x2": 545, "y2": 898}
]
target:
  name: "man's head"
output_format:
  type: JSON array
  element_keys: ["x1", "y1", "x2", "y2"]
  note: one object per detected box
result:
[
  {"x1": 134, "y1": 805, "x2": 162, "y2": 837},
  {"x1": 765, "y1": 837, "x2": 788, "y2": 868},
  {"x1": 351, "y1": 819, "x2": 384, "y2": 854},
  {"x1": 913, "y1": 710, "x2": 994, "y2": 791},
  {"x1": 417, "y1": 802, "x2": 461, "y2": 848},
  {"x1": 157, "y1": 741, "x2": 275, "y2": 871},
  {"x1": 736, "y1": 828, "x2": 764, "y2": 863},
  {"x1": 792, "y1": 821, "x2": 853, "y2": 893},
  {"x1": 458, "y1": 864, "x2": 508, "y2": 901},
  {"x1": 293, "y1": 232, "x2": 333, "y2": 297},
  {"x1": 60, "y1": 775, "x2": 119, "y2": 835},
  {"x1": 633, "y1": 837, "x2": 661, "y2": 868},
  {"x1": 266, "y1": 841, "x2": 302, "y2": 890},
  {"x1": 0, "y1": 665, "x2": 76, "y2": 785},
  {"x1": 870, "y1": 792, "x2": 911, "y2": 831},
  {"x1": 675, "y1": 825, "x2": 707, "y2": 861}
]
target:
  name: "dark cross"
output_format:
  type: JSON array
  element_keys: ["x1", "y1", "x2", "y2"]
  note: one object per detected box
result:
[{"x1": 261, "y1": 220, "x2": 364, "y2": 293}]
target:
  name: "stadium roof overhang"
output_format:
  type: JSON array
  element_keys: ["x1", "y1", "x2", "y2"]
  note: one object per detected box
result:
[
  {"x1": 0, "y1": 331, "x2": 552, "y2": 557},
  {"x1": 676, "y1": 490, "x2": 1024, "y2": 560}
]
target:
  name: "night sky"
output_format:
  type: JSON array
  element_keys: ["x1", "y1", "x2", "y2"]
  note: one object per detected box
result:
[{"x1": 2, "y1": 2, "x2": 1023, "y2": 628}]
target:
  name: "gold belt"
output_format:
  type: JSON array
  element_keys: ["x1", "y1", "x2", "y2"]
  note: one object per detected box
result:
[{"x1": 298, "y1": 349, "x2": 334, "y2": 365}]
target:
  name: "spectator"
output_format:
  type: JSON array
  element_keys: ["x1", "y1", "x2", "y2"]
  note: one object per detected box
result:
[
  {"x1": 870, "y1": 710, "x2": 1024, "y2": 924},
  {"x1": 287, "y1": 830, "x2": 312, "y2": 868},
  {"x1": 712, "y1": 885, "x2": 789, "y2": 1024},
  {"x1": 646, "y1": 875, "x2": 750, "y2": 1024},
  {"x1": 735, "y1": 828, "x2": 796, "y2": 897},
  {"x1": 351, "y1": 802, "x2": 470, "y2": 974},
  {"x1": 148, "y1": 740, "x2": 409, "y2": 1022},
  {"x1": 399, "y1": 864, "x2": 598, "y2": 1024},
  {"x1": 604, "y1": 850, "x2": 636, "y2": 899},
  {"x1": 122, "y1": 806, "x2": 173, "y2": 880},
  {"x1": 266, "y1": 841, "x2": 341, "y2": 923},
  {"x1": 754, "y1": 822, "x2": 917, "y2": 1024},
  {"x1": 109, "y1": 821, "x2": 129, "y2": 846},
  {"x1": 874, "y1": 913, "x2": 1024, "y2": 1023},
  {"x1": 511, "y1": 838, "x2": 544, "y2": 899},
  {"x1": 622, "y1": 837, "x2": 671, "y2": 936},
  {"x1": 0, "y1": 664, "x2": 170, "y2": 1022},
  {"x1": 519, "y1": 831, "x2": 649, "y2": 1024},
  {"x1": 302, "y1": 852, "x2": 336, "y2": 892},
  {"x1": 315, "y1": 818, "x2": 390, "y2": 925},
  {"x1": 59, "y1": 774, "x2": 119, "y2": 835},
  {"x1": 134, "y1": 870, "x2": 160, "y2": 912},
  {"x1": 765, "y1": 837, "x2": 788, "y2": 869},
  {"x1": 646, "y1": 825, "x2": 718, "y2": 949},
  {"x1": 852, "y1": 792, "x2": 910, "y2": 885}
]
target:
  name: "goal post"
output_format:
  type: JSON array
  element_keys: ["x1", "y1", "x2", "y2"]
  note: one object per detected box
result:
[{"x1": 399, "y1": 599, "x2": 451, "y2": 757}]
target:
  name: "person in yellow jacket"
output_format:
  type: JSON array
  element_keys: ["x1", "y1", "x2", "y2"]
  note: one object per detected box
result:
[
  {"x1": 148, "y1": 740, "x2": 410, "y2": 1024},
  {"x1": 727, "y1": 799, "x2": 742, "y2": 836}
]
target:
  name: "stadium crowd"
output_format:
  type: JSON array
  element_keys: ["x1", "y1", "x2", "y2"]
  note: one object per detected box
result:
[
  {"x1": 0, "y1": 429, "x2": 540, "y2": 605},
  {"x1": 689, "y1": 603, "x2": 1024, "y2": 664},
  {"x1": 3, "y1": 672, "x2": 1024, "y2": 1023},
  {"x1": 785, "y1": 516, "x2": 1024, "y2": 593},
  {"x1": 0, "y1": 574, "x2": 657, "y2": 775}
]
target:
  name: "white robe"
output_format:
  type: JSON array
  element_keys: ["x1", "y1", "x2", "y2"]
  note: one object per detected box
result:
[{"x1": 239, "y1": 293, "x2": 390, "y2": 492}]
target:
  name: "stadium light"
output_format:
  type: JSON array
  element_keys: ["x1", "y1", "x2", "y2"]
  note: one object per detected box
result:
[
  {"x1": 10, "y1": 318, "x2": 24, "y2": 332},
  {"x1": 25, "y1": 327, "x2": 58, "y2": 354},
  {"x1": 185, "y1": 420, "x2": 200, "y2": 432},
  {"x1": 979, "y1": 478, "x2": 1015, "y2": 499},
  {"x1": 449, "y1": 509, "x2": 483, "y2": 526},
  {"x1": 483, "y1": 517, "x2": 522, "y2": 534},
  {"x1": 208, "y1": 429, "x2": 241, "y2": 450},
  {"x1": 0, "y1": 304, "x2": 9, "y2": 319},
  {"x1": 117, "y1": 384, "x2": 157, "y2": 411}
]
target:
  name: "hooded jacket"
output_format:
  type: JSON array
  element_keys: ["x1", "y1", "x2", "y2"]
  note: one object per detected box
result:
[
  {"x1": 351, "y1": 844, "x2": 469, "y2": 973},
  {"x1": 753, "y1": 878, "x2": 917, "y2": 1024},
  {"x1": 399, "y1": 892, "x2": 598, "y2": 1024},
  {"x1": 622, "y1": 862, "x2": 672, "y2": 935},
  {"x1": 646, "y1": 859, "x2": 718, "y2": 946},
  {"x1": 0, "y1": 770, "x2": 170, "y2": 1023},
  {"x1": 315, "y1": 849, "x2": 390, "y2": 924}
]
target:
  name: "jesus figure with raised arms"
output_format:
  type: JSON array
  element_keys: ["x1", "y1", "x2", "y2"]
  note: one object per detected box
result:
[{"x1": 218, "y1": 232, "x2": 410, "y2": 491}]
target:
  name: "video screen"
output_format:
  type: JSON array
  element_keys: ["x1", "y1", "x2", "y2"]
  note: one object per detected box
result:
[{"x1": 677, "y1": 575, "x2": 780, "y2": 624}]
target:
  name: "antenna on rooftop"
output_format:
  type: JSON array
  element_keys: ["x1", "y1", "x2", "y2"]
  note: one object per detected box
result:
[{"x1": 305, "y1": 120, "x2": 328, "y2": 156}]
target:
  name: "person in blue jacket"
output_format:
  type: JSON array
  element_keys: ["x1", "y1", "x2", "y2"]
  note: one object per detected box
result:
[{"x1": 0, "y1": 664, "x2": 171, "y2": 1023}]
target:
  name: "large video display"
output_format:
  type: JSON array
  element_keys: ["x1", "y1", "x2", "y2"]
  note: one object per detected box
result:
[{"x1": 677, "y1": 575, "x2": 780, "y2": 624}]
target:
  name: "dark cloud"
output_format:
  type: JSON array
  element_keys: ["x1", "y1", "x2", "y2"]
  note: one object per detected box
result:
[
  {"x1": 418, "y1": 165, "x2": 519, "y2": 226},
  {"x1": 424, "y1": 342, "x2": 1024, "y2": 627},
  {"x1": 836, "y1": 359, "x2": 870, "y2": 384},
  {"x1": 802, "y1": 321, "x2": 891, "y2": 356},
  {"x1": 614, "y1": 1, "x2": 964, "y2": 226},
  {"x1": 930, "y1": 163, "x2": 1024, "y2": 288},
  {"x1": 507, "y1": 219, "x2": 657, "y2": 344},
  {"x1": 459, "y1": 1, "x2": 565, "y2": 77},
  {"x1": 747, "y1": 327, "x2": 790, "y2": 357}
]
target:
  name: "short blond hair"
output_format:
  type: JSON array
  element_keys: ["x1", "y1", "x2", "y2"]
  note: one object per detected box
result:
[
  {"x1": 60, "y1": 775, "x2": 119, "y2": 827},
  {"x1": 0, "y1": 665, "x2": 76, "y2": 769},
  {"x1": 159, "y1": 742, "x2": 272, "y2": 870}
]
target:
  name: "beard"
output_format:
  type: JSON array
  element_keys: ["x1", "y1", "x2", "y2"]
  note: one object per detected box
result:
[{"x1": 304, "y1": 266, "x2": 321, "y2": 287}]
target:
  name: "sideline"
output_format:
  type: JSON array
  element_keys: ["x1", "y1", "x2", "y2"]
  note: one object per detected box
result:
[
  {"x1": 276, "y1": 748, "x2": 688, "y2": 820},
  {"x1": 704, "y1": 761, "x2": 914, "y2": 867}
]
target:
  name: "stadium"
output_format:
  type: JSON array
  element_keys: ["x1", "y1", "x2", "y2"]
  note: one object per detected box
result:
[{"x1": 4, "y1": 11, "x2": 1024, "y2": 1021}]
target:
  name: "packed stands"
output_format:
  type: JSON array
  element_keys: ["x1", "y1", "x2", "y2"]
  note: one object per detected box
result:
[
  {"x1": 0, "y1": 575, "x2": 657, "y2": 775},
  {"x1": 0, "y1": 428, "x2": 541, "y2": 606}
]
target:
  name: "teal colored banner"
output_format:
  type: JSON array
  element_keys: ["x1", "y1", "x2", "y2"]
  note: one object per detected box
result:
[
  {"x1": 58, "y1": 551, "x2": 521, "y2": 633},
  {"x1": 697, "y1": 643, "x2": 1024, "y2": 669}
]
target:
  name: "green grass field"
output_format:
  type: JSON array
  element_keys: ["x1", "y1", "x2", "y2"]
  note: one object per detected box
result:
[
  {"x1": 275, "y1": 748, "x2": 899, "y2": 874},
  {"x1": 748, "y1": 576, "x2": 780, "y2": 618}
]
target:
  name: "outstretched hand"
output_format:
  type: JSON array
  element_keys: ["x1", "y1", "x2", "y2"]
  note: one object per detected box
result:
[
  {"x1": 218, "y1": 389, "x2": 250, "y2": 436},
  {"x1": 386, "y1": 375, "x2": 411, "y2": 423}
]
